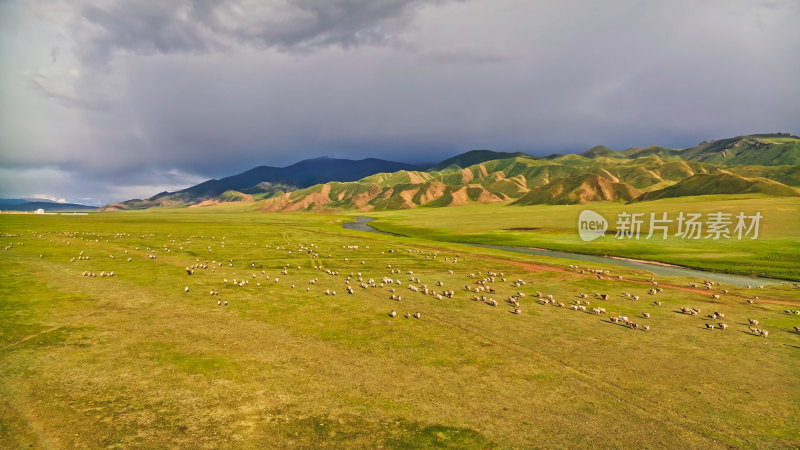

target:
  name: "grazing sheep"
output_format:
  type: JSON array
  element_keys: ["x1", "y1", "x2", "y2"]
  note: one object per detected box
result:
[
  {"x1": 705, "y1": 323, "x2": 714, "y2": 329},
  {"x1": 389, "y1": 310, "x2": 397, "y2": 318},
  {"x1": 514, "y1": 308, "x2": 521, "y2": 314},
  {"x1": 414, "y1": 312, "x2": 420, "y2": 319},
  {"x1": 760, "y1": 329, "x2": 769, "y2": 337},
  {"x1": 642, "y1": 312, "x2": 650, "y2": 318},
  {"x1": 642, "y1": 325, "x2": 650, "y2": 331},
  {"x1": 748, "y1": 319, "x2": 759, "y2": 326},
  {"x1": 224, "y1": 300, "x2": 228, "y2": 306},
  {"x1": 404, "y1": 312, "x2": 410, "y2": 318},
  {"x1": 718, "y1": 323, "x2": 728, "y2": 330},
  {"x1": 217, "y1": 299, "x2": 221, "y2": 306},
  {"x1": 793, "y1": 326, "x2": 800, "y2": 333},
  {"x1": 184, "y1": 286, "x2": 189, "y2": 293},
  {"x1": 653, "y1": 301, "x2": 661, "y2": 306}
]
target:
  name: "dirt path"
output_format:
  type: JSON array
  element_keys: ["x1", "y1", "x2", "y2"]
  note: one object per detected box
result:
[{"x1": 1, "y1": 325, "x2": 63, "y2": 352}]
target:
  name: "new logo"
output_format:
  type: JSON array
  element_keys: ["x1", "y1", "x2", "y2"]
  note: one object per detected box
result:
[{"x1": 578, "y1": 210, "x2": 607, "y2": 241}]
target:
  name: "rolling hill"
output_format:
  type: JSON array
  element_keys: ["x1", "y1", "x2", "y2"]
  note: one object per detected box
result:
[
  {"x1": 101, "y1": 133, "x2": 800, "y2": 211},
  {"x1": 512, "y1": 174, "x2": 642, "y2": 205},
  {"x1": 427, "y1": 150, "x2": 533, "y2": 172},
  {"x1": 102, "y1": 157, "x2": 422, "y2": 210},
  {"x1": 637, "y1": 171, "x2": 800, "y2": 201}
]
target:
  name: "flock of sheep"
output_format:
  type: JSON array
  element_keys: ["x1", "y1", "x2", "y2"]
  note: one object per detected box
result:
[{"x1": 15, "y1": 228, "x2": 800, "y2": 341}]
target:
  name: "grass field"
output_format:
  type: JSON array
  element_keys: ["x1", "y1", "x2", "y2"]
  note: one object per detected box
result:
[
  {"x1": 367, "y1": 195, "x2": 800, "y2": 281},
  {"x1": 2, "y1": 207, "x2": 800, "y2": 447}
]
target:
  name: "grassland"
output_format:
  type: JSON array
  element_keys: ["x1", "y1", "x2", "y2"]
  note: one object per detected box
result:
[
  {"x1": 368, "y1": 195, "x2": 800, "y2": 281},
  {"x1": 2, "y1": 207, "x2": 800, "y2": 448}
]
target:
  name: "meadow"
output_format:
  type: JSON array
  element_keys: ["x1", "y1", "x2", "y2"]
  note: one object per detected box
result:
[
  {"x1": 1, "y1": 206, "x2": 800, "y2": 448},
  {"x1": 368, "y1": 195, "x2": 800, "y2": 281}
]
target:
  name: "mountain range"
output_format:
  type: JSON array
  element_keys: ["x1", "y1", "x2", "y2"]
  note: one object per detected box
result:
[
  {"x1": 102, "y1": 133, "x2": 800, "y2": 211},
  {"x1": 0, "y1": 198, "x2": 98, "y2": 212}
]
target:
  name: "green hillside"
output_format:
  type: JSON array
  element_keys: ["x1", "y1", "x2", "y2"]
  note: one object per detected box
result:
[{"x1": 638, "y1": 171, "x2": 800, "y2": 201}]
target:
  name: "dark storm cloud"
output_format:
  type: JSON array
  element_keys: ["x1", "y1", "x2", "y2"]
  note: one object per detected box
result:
[
  {"x1": 1, "y1": 0, "x2": 798, "y2": 204},
  {"x1": 76, "y1": 0, "x2": 443, "y2": 66}
]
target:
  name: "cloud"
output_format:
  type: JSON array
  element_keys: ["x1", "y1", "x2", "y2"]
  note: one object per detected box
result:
[
  {"x1": 72, "y1": 0, "x2": 446, "y2": 67},
  {"x1": 1, "y1": 0, "x2": 798, "y2": 204},
  {"x1": 0, "y1": 166, "x2": 207, "y2": 205}
]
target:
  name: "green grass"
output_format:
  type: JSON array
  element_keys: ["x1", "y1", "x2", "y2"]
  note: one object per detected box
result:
[
  {"x1": 1, "y1": 208, "x2": 800, "y2": 447},
  {"x1": 367, "y1": 195, "x2": 800, "y2": 280}
]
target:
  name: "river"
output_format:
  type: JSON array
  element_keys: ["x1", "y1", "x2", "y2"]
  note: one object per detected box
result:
[{"x1": 342, "y1": 216, "x2": 790, "y2": 287}]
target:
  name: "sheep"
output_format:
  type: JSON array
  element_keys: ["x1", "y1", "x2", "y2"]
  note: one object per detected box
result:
[
  {"x1": 760, "y1": 329, "x2": 769, "y2": 337},
  {"x1": 224, "y1": 300, "x2": 228, "y2": 306},
  {"x1": 718, "y1": 323, "x2": 728, "y2": 330},
  {"x1": 217, "y1": 299, "x2": 221, "y2": 306},
  {"x1": 642, "y1": 312, "x2": 650, "y2": 318},
  {"x1": 642, "y1": 325, "x2": 650, "y2": 331},
  {"x1": 389, "y1": 310, "x2": 397, "y2": 318},
  {"x1": 748, "y1": 319, "x2": 759, "y2": 326},
  {"x1": 653, "y1": 301, "x2": 661, "y2": 306},
  {"x1": 184, "y1": 286, "x2": 189, "y2": 293},
  {"x1": 404, "y1": 312, "x2": 410, "y2": 319},
  {"x1": 414, "y1": 312, "x2": 420, "y2": 319},
  {"x1": 793, "y1": 326, "x2": 800, "y2": 333}
]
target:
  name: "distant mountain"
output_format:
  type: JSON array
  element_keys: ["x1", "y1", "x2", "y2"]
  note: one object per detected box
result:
[
  {"x1": 0, "y1": 198, "x2": 69, "y2": 206},
  {"x1": 427, "y1": 150, "x2": 533, "y2": 172},
  {"x1": 637, "y1": 171, "x2": 800, "y2": 201},
  {"x1": 101, "y1": 132, "x2": 800, "y2": 211},
  {"x1": 0, "y1": 198, "x2": 34, "y2": 206},
  {"x1": 679, "y1": 133, "x2": 800, "y2": 166},
  {"x1": 579, "y1": 146, "x2": 624, "y2": 159},
  {"x1": 512, "y1": 174, "x2": 642, "y2": 205},
  {"x1": 103, "y1": 157, "x2": 422, "y2": 210},
  {"x1": 1, "y1": 201, "x2": 97, "y2": 211},
  {"x1": 564, "y1": 134, "x2": 800, "y2": 166},
  {"x1": 258, "y1": 139, "x2": 800, "y2": 211}
]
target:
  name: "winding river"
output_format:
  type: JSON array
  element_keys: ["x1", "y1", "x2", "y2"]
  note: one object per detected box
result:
[{"x1": 343, "y1": 216, "x2": 790, "y2": 287}]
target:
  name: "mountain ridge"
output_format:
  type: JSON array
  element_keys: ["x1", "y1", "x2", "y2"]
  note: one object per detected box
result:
[{"x1": 101, "y1": 133, "x2": 800, "y2": 211}]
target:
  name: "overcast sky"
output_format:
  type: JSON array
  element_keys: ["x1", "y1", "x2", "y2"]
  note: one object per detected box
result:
[{"x1": 1, "y1": 0, "x2": 798, "y2": 205}]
